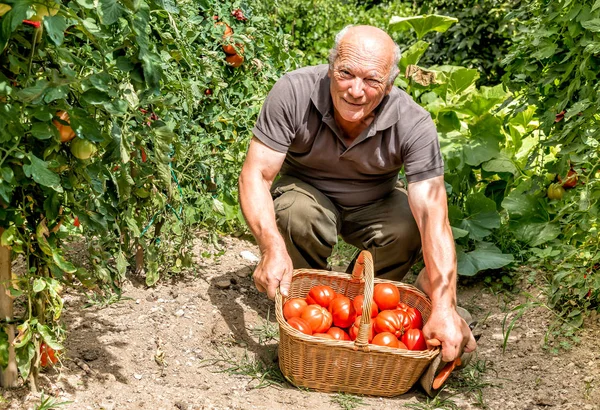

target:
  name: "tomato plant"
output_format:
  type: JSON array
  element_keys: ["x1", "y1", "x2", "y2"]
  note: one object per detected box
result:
[{"x1": 373, "y1": 283, "x2": 400, "y2": 311}]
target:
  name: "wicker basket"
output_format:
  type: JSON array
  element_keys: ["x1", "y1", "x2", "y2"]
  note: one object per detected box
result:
[{"x1": 275, "y1": 250, "x2": 439, "y2": 397}]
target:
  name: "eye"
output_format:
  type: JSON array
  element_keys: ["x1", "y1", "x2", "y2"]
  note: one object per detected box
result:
[
  {"x1": 366, "y1": 78, "x2": 382, "y2": 87},
  {"x1": 339, "y1": 69, "x2": 352, "y2": 78}
]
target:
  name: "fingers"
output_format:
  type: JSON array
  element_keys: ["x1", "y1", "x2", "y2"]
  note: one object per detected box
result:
[{"x1": 279, "y1": 268, "x2": 292, "y2": 298}]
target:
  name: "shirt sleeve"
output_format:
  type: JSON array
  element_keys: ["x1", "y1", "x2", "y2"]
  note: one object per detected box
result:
[
  {"x1": 402, "y1": 113, "x2": 445, "y2": 183},
  {"x1": 252, "y1": 75, "x2": 297, "y2": 153}
]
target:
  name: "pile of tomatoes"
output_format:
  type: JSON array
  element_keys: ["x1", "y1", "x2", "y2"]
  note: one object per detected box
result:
[{"x1": 283, "y1": 283, "x2": 427, "y2": 350}]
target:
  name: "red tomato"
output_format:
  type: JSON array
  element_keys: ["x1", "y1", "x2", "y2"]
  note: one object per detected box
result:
[
  {"x1": 559, "y1": 169, "x2": 578, "y2": 189},
  {"x1": 348, "y1": 315, "x2": 374, "y2": 342},
  {"x1": 395, "y1": 303, "x2": 423, "y2": 330},
  {"x1": 73, "y1": 216, "x2": 80, "y2": 228},
  {"x1": 326, "y1": 327, "x2": 350, "y2": 341},
  {"x1": 328, "y1": 295, "x2": 356, "y2": 328},
  {"x1": 40, "y1": 342, "x2": 58, "y2": 367},
  {"x1": 313, "y1": 333, "x2": 335, "y2": 339},
  {"x1": 352, "y1": 295, "x2": 378, "y2": 318},
  {"x1": 140, "y1": 147, "x2": 147, "y2": 163},
  {"x1": 306, "y1": 285, "x2": 336, "y2": 308},
  {"x1": 287, "y1": 317, "x2": 312, "y2": 335},
  {"x1": 373, "y1": 283, "x2": 400, "y2": 311},
  {"x1": 300, "y1": 304, "x2": 333, "y2": 333},
  {"x1": 401, "y1": 328, "x2": 427, "y2": 351},
  {"x1": 283, "y1": 298, "x2": 308, "y2": 320},
  {"x1": 373, "y1": 310, "x2": 404, "y2": 338},
  {"x1": 371, "y1": 332, "x2": 399, "y2": 348}
]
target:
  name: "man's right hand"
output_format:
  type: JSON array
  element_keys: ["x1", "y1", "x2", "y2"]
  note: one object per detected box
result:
[{"x1": 253, "y1": 249, "x2": 294, "y2": 300}]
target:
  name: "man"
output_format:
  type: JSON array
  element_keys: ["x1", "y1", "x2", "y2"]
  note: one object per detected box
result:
[{"x1": 238, "y1": 25, "x2": 476, "y2": 362}]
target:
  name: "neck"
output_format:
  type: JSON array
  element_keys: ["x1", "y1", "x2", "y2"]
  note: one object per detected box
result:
[{"x1": 334, "y1": 111, "x2": 375, "y2": 141}]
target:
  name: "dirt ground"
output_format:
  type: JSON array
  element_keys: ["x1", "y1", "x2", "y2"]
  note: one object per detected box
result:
[{"x1": 2, "y1": 235, "x2": 599, "y2": 410}]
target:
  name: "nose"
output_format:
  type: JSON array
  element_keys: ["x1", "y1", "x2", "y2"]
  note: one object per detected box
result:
[{"x1": 347, "y1": 77, "x2": 365, "y2": 99}]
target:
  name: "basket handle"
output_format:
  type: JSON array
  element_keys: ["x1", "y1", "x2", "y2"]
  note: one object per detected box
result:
[{"x1": 353, "y1": 250, "x2": 374, "y2": 349}]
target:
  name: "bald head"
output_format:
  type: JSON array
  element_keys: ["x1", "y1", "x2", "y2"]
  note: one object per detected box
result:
[{"x1": 328, "y1": 25, "x2": 401, "y2": 85}]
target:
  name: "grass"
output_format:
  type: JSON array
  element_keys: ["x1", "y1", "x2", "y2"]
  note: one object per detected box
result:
[
  {"x1": 406, "y1": 357, "x2": 497, "y2": 410},
  {"x1": 200, "y1": 344, "x2": 285, "y2": 389},
  {"x1": 35, "y1": 391, "x2": 72, "y2": 410},
  {"x1": 328, "y1": 239, "x2": 359, "y2": 268},
  {"x1": 330, "y1": 392, "x2": 365, "y2": 410},
  {"x1": 248, "y1": 306, "x2": 279, "y2": 344}
]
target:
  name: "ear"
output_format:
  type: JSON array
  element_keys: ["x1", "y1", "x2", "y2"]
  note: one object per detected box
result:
[{"x1": 384, "y1": 82, "x2": 393, "y2": 95}]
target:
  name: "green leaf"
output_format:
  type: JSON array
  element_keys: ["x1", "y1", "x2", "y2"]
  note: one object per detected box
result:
[
  {"x1": 52, "y1": 248, "x2": 77, "y2": 274},
  {"x1": 389, "y1": 14, "x2": 458, "y2": 39},
  {"x1": 437, "y1": 110, "x2": 461, "y2": 133},
  {"x1": 16, "y1": 343, "x2": 35, "y2": 381},
  {"x1": 399, "y1": 40, "x2": 429, "y2": 73},
  {"x1": 458, "y1": 193, "x2": 501, "y2": 240},
  {"x1": 458, "y1": 84, "x2": 507, "y2": 118},
  {"x1": 451, "y1": 226, "x2": 469, "y2": 239},
  {"x1": 431, "y1": 66, "x2": 479, "y2": 97},
  {"x1": 23, "y1": 153, "x2": 63, "y2": 192},
  {"x1": 99, "y1": 0, "x2": 124, "y2": 26},
  {"x1": 482, "y1": 155, "x2": 518, "y2": 176},
  {"x1": 43, "y1": 85, "x2": 69, "y2": 103},
  {"x1": 593, "y1": 0, "x2": 600, "y2": 12},
  {"x1": 81, "y1": 89, "x2": 111, "y2": 105},
  {"x1": 565, "y1": 99, "x2": 591, "y2": 120},
  {"x1": 514, "y1": 222, "x2": 561, "y2": 247},
  {"x1": 32, "y1": 278, "x2": 46, "y2": 293},
  {"x1": 116, "y1": 251, "x2": 128, "y2": 279},
  {"x1": 581, "y1": 18, "x2": 600, "y2": 32},
  {"x1": 16, "y1": 80, "x2": 50, "y2": 102},
  {"x1": 30, "y1": 122, "x2": 55, "y2": 140},
  {"x1": 457, "y1": 243, "x2": 514, "y2": 276},
  {"x1": 45, "y1": 15, "x2": 67, "y2": 45},
  {"x1": 37, "y1": 324, "x2": 63, "y2": 351}
]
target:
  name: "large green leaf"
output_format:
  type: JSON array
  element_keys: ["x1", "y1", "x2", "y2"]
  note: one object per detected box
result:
[
  {"x1": 23, "y1": 153, "x2": 63, "y2": 192},
  {"x1": 457, "y1": 84, "x2": 507, "y2": 118},
  {"x1": 513, "y1": 222, "x2": 562, "y2": 246},
  {"x1": 399, "y1": 40, "x2": 429, "y2": 73},
  {"x1": 457, "y1": 243, "x2": 514, "y2": 276},
  {"x1": 458, "y1": 193, "x2": 501, "y2": 240},
  {"x1": 429, "y1": 65, "x2": 479, "y2": 99},
  {"x1": 45, "y1": 15, "x2": 67, "y2": 46},
  {"x1": 99, "y1": 0, "x2": 125, "y2": 26},
  {"x1": 389, "y1": 15, "x2": 458, "y2": 40},
  {"x1": 482, "y1": 154, "x2": 518, "y2": 176}
]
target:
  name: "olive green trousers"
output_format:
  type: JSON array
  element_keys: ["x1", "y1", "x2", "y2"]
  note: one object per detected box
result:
[{"x1": 271, "y1": 175, "x2": 422, "y2": 280}]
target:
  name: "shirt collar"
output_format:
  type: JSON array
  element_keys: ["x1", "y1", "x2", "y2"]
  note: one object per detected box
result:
[{"x1": 309, "y1": 64, "x2": 402, "y2": 132}]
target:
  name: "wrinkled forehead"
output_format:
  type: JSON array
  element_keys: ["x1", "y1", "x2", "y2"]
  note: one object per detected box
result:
[{"x1": 334, "y1": 42, "x2": 393, "y2": 78}]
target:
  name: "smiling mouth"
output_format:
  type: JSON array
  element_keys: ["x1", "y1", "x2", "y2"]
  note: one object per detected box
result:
[{"x1": 344, "y1": 99, "x2": 363, "y2": 107}]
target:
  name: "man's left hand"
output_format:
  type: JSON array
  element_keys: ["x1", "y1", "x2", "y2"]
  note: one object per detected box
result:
[{"x1": 423, "y1": 306, "x2": 477, "y2": 362}]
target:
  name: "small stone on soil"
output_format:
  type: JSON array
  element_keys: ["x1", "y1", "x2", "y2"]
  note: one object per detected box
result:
[
  {"x1": 81, "y1": 349, "x2": 99, "y2": 362},
  {"x1": 215, "y1": 279, "x2": 231, "y2": 289}
]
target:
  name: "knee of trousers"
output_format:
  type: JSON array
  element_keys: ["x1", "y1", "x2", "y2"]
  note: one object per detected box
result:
[
  {"x1": 369, "y1": 218, "x2": 422, "y2": 255},
  {"x1": 274, "y1": 191, "x2": 338, "y2": 245}
]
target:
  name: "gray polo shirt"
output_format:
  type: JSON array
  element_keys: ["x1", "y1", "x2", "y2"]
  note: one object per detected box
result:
[{"x1": 253, "y1": 64, "x2": 444, "y2": 207}]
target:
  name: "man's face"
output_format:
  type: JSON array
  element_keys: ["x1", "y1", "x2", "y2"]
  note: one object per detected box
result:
[{"x1": 329, "y1": 41, "x2": 393, "y2": 125}]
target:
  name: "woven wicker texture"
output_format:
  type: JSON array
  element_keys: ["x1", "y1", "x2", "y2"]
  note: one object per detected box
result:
[{"x1": 275, "y1": 250, "x2": 439, "y2": 396}]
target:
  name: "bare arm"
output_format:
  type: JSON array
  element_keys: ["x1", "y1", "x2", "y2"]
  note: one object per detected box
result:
[
  {"x1": 408, "y1": 176, "x2": 476, "y2": 361},
  {"x1": 238, "y1": 137, "x2": 293, "y2": 298}
]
